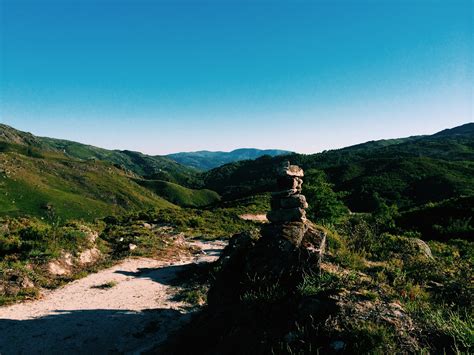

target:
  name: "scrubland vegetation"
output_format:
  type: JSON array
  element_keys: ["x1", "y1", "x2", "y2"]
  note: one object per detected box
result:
[{"x1": 0, "y1": 123, "x2": 472, "y2": 353}]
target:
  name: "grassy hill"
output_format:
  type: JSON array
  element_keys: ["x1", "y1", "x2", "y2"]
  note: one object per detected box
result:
[
  {"x1": 134, "y1": 179, "x2": 220, "y2": 207},
  {"x1": 397, "y1": 196, "x2": 474, "y2": 240},
  {"x1": 0, "y1": 124, "x2": 200, "y2": 187},
  {"x1": 0, "y1": 124, "x2": 233, "y2": 220},
  {"x1": 203, "y1": 123, "x2": 474, "y2": 212},
  {"x1": 167, "y1": 148, "x2": 292, "y2": 171},
  {"x1": 0, "y1": 145, "x2": 176, "y2": 221},
  {"x1": 2, "y1": 122, "x2": 473, "y2": 224}
]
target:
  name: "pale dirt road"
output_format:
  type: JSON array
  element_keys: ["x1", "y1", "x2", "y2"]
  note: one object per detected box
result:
[{"x1": 0, "y1": 239, "x2": 226, "y2": 355}]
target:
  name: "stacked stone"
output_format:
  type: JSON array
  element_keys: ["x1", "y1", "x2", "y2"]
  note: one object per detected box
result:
[
  {"x1": 267, "y1": 161, "x2": 308, "y2": 224},
  {"x1": 262, "y1": 162, "x2": 309, "y2": 247}
]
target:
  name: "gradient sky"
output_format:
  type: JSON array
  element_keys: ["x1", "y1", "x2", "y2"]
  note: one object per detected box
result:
[{"x1": 0, "y1": 0, "x2": 472, "y2": 154}]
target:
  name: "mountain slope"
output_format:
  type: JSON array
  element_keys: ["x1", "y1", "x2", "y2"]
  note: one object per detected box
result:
[
  {"x1": 0, "y1": 124, "x2": 200, "y2": 187},
  {"x1": 432, "y1": 122, "x2": 474, "y2": 137},
  {"x1": 134, "y1": 179, "x2": 220, "y2": 207},
  {"x1": 203, "y1": 123, "x2": 474, "y2": 211},
  {"x1": 166, "y1": 148, "x2": 292, "y2": 170},
  {"x1": 0, "y1": 146, "x2": 176, "y2": 220}
]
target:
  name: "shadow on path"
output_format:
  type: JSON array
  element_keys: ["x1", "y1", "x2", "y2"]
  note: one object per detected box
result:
[
  {"x1": 0, "y1": 308, "x2": 190, "y2": 355},
  {"x1": 114, "y1": 261, "x2": 212, "y2": 286}
]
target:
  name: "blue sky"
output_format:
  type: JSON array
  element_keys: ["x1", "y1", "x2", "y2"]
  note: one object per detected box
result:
[{"x1": 0, "y1": 0, "x2": 472, "y2": 154}]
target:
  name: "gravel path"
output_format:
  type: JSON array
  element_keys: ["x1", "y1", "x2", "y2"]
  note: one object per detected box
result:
[{"x1": 0, "y1": 239, "x2": 226, "y2": 355}]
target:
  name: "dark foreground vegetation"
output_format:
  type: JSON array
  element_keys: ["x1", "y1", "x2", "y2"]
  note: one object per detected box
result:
[
  {"x1": 0, "y1": 123, "x2": 472, "y2": 353},
  {"x1": 161, "y1": 212, "x2": 472, "y2": 354}
]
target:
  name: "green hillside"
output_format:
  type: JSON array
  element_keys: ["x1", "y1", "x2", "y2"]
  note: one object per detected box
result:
[
  {"x1": 0, "y1": 124, "x2": 236, "y2": 220},
  {"x1": 203, "y1": 123, "x2": 474, "y2": 212},
  {"x1": 0, "y1": 146, "x2": 176, "y2": 221},
  {"x1": 397, "y1": 196, "x2": 474, "y2": 240},
  {"x1": 2, "y1": 122, "x2": 473, "y2": 225},
  {"x1": 135, "y1": 179, "x2": 220, "y2": 207},
  {"x1": 0, "y1": 124, "x2": 200, "y2": 187}
]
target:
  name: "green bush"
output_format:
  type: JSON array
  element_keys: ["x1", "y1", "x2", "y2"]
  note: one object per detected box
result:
[{"x1": 303, "y1": 169, "x2": 348, "y2": 225}]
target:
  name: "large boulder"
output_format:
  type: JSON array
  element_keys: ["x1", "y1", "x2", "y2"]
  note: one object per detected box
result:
[
  {"x1": 408, "y1": 238, "x2": 433, "y2": 259},
  {"x1": 261, "y1": 221, "x2": 307, "y2": 245}
]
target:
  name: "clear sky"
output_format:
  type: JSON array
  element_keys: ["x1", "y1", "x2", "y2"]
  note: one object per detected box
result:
[{"x1": 0, "y1": 0, "x2": 472, "y2": 154}]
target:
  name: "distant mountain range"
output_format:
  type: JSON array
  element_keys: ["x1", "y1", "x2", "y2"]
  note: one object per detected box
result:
[
  {"x1": 0, "y1": 124, "x2": 290, "y2": 174},
  {"x1": 0, "y1": 122, "x2": 472, "y2": 221},
  {"x1": 166, "y1": 148, "x2": 292, "y2": 171},
  {"x1": 0, "y1": 124, "x2": 290, "y2": 219}
]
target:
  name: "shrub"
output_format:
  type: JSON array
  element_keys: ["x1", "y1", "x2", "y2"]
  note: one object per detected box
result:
[{"x1": 303, "y1": 169, "x2": 348, "y2": 225}]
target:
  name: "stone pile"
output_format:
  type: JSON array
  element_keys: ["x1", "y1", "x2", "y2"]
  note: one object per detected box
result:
[
  {"x1": 261, "y1": 161, "x2": 311, "y2": 246},
  {"x1": 207, "y1": 161, "x2": 326, "y2": 307},
  {"x1": 267, "y1": 161, "x2": 308, "y2": 224}
]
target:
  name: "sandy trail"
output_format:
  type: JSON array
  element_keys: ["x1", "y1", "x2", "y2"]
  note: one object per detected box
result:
[
  {"x1": 0, "y1": 239, "x2": 226, "y2": 355},
  {"x1": 239, "y1": 213, "x2": 268, "y2": 222}
]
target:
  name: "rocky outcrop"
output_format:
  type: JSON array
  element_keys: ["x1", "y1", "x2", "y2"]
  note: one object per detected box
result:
[
  {"x1": 165, "y1": 163, "x2": 332, "y2": 354},
  {"x1": 250, "y1": 163, "x2": 324, "y2": 287},
  {"x1": 46, "y1": 247, "x2": 102, "y2": 276}
]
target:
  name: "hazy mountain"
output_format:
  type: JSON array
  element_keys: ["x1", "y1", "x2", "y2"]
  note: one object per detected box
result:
[{"x1": 166, "y1": 148, "x2": 292, "y2": 171}]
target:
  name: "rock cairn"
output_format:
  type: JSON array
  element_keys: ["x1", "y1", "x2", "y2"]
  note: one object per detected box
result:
[
  {"x1": 208, "y1": 161, "x2": 326, "y2": 308},
  {"x1": 262, "y1": 161, "x2": 310, "y2": 246},
  {"x1": 267, "y1": 161, "x2": 308, "y2": 224}
]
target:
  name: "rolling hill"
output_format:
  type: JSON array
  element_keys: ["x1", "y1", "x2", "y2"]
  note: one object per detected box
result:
[
  {"x1": 166, "y1": 148, "x2": 292, "y2": 170},
  {"x1": 134, "y1": 179, "x2": 220, "y2": 207},
  {"x1": 0, "y1": 125, "x2": 224, "y2": 220},
  {"x1": 2, "y1": 122, "x2": 473, "y2": 221},
  {"x1": 0, "y1": 143, "x2": 176, "y2": 220},
  {"x1": 0, "y1": 124, "x2": 200, "y2": 187},
  {"x1": 203, "y1": 123, "x2": 474, "y2": 212}
]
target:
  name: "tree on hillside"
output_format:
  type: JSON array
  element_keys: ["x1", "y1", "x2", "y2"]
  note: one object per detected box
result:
[
  {"x1": 371, "y1": 192, "x2": 399, "y2": 232},
  {"x1": 303, "y1": 169, "x2": 348, "y2": 225}
]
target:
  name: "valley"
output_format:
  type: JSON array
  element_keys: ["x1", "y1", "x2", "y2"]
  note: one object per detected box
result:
[
  {"x1": 0, "y1": 123, "x2": 472, "y2": 354},
  {"x1": 2, "y1": 1, "x2": 471, "y2": 352}
]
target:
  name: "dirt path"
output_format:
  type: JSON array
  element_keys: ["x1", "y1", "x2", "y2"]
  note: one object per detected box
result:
[
  {"x1": 239, "y1": 213, "x2": 268, "y2": 222},
  {"x1": 0, "y1": 239, "x2": 227, "y2": 355}
]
